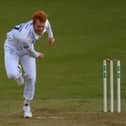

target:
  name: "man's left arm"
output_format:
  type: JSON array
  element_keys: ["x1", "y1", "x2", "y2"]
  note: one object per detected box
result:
[{"x1": 46, "y1": 20, "x2": 55, "y2": 46}]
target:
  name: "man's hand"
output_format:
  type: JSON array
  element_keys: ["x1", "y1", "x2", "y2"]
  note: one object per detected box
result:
[
  {"x1": 36, "y1": 52, "x2": 45, "y2": 59},
  {"x1": 48, "y1": 37, "x2": 55, "y2": 47}
]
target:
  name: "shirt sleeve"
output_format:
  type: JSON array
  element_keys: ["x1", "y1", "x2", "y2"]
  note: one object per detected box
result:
[
  {"x1": 27, "y1": 47, "x2": 39, "y2": 58},
  {"x1": 19, "y1": 39, "x2": 39, "y2": 58},
  {"x1": 45, "y1": 20, "x2": 54, "y2": 38},
  {"x1": 13, "y1": 30, "x2": 39, "y2": 58}
]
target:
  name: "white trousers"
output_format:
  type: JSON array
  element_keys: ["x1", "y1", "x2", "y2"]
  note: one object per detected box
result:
[{"x1": 4, "y1": 44, "x2": 36, "y2": 101}]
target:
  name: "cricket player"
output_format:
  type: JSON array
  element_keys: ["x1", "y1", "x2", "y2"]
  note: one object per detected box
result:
[{"x1": 4, "y1": 10, "x2": 55, "y2": 118}]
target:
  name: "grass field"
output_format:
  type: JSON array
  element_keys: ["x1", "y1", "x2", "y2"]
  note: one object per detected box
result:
[{"x1": 1, "y1": 0, "x2": 126, "y2": 125}]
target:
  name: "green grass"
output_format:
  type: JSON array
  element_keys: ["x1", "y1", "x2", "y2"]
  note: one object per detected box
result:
[{"x1": 0, "y1": 0, "x2": 126, "y2": 125}]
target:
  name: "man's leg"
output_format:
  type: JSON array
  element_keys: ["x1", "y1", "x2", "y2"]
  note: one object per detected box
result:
[
  {"x1": 21, "y1": 55, "x2": 36, "y2": 118},
  {"x1": 4, "y1": 46, "x2": 24, "y2": 86}
]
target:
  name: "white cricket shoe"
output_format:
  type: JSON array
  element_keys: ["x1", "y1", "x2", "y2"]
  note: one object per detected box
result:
[
  {"x1": 23, "y1": 105, "x2": 32, "y2": 118},
  {"x1": 16, "y1": 65, "x2": 24, "y2": 86}
]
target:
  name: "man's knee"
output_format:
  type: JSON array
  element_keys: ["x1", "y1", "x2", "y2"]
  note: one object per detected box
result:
[{"x1": 24, "y1": 74, "x2": 36, "y2": 82}]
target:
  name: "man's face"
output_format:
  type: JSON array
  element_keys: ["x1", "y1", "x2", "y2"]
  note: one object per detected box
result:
[{"x1": 33, "y1": 19, "x2": 46, "y2": 35}]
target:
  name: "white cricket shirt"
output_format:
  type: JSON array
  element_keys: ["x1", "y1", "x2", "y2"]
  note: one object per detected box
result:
[{"x1": 5, "y1": 19, "x2": 54, "y2": 57}]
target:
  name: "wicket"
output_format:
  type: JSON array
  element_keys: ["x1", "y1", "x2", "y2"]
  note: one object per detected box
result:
[{"x1": 103, "y1": 59, "x2": 121, "y2": 112}]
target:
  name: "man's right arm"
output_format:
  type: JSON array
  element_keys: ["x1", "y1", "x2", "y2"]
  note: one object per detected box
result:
[
  {"x1": 13, "y1": 31, "x2": 44, "y2": 59},
  {"x1": 27, "y1": 47, "x2": 44, "y2": 59}
]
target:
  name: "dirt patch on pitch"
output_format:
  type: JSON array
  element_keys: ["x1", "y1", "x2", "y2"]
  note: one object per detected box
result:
[{"x1": 32, "y1": 108, "x2": 126, "y2": 126}]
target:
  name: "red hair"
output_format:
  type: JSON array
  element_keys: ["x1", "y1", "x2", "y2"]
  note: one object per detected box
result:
[{"x1": 32, "y1": 10, "x2": 48, "y2": 24}]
